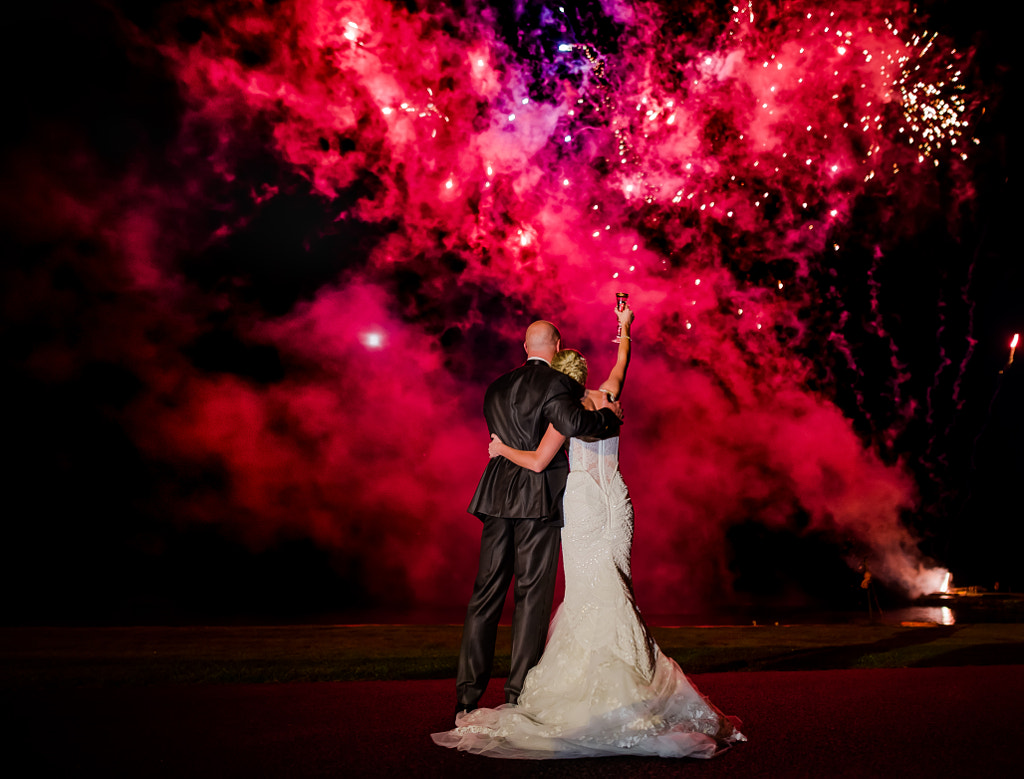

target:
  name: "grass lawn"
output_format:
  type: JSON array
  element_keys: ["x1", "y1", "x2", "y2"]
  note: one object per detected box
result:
[{"x1": 3, "y1": 622, "x2": 1023, "y2": 689}]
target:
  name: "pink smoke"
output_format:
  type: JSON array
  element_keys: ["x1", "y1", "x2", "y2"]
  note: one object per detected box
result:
[{"x1": 6, "y1": 0, "x2": 981, "y2": 611}]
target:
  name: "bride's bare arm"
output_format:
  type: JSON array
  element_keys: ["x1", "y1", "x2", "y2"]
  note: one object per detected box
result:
[
  {"x1": 488, "y1": 424, "x2": 566, "y2": 473},
  {"x1": 599, "y1": 305, "x2": 634, "y2": 401}
]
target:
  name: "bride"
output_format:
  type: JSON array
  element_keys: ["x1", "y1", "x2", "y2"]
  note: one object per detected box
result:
[{"x1": 432, "y1": 304, "x2": 746, "y2": 759}]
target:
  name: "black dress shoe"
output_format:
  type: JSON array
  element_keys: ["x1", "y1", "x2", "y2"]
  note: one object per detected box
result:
[{"x1": 454, "y1": 703, "x2": 477, "y2": 726}]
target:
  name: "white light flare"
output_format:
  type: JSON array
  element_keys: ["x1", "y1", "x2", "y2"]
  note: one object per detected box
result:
[{"x1": 360, "y1": 330, "x2": 385, "y2": 349}]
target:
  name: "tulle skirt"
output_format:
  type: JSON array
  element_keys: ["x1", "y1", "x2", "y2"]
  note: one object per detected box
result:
[{"x1": 431, "y1": 603, "x2": 745, "y2": 759}]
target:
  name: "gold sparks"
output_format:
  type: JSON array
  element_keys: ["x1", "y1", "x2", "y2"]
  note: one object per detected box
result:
[{"x1": 886, "y1": 21, "x2": 971, "y2": 160}]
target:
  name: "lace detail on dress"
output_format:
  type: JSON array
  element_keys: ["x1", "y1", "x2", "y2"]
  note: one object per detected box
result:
[
  {"x1": 432, "y1": 436, "x2": 746, "y2": 759},
  {"x1": 560, "y1": 437, "x2": 654, "y2": 681},
  {"x1": 567, "y1": 436, "x2": 618, "y2": 488}
]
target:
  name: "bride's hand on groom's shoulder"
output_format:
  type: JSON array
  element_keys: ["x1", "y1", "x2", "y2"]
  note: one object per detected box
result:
[{"x1": 488, "y1": 433, "x2": 504, "y2": 458}]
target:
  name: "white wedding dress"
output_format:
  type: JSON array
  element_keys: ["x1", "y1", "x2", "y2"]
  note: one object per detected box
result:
[{"x1": 432, "y1": 437, "x2": 746, "y2": 759}]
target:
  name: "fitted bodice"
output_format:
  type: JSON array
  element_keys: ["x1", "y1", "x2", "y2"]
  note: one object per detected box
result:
[{"x1": 567, "y1": 436, "x2": 620, "y2": 489}]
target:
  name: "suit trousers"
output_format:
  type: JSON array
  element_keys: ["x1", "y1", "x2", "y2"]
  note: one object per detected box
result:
[{"x1": 456, "y1": 516, "x2": 561, "y2": 707}]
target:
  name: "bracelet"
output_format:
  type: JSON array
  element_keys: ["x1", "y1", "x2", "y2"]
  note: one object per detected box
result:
[{"x1": 621, "y1": 335, "x2": 631, "y2": 341}]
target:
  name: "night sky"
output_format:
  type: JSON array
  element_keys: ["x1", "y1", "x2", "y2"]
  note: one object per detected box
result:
[{"x1": 1, "y1": 0, "x2": 1018, "y2": 624}]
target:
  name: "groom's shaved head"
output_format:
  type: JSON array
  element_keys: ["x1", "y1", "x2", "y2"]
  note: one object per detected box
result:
[
  {"x1": 526, "y1": 321, "x2": 560, "y2": 347},
  {"x1": 525, "y1": 321, "x2": 561, "y2": 360}
]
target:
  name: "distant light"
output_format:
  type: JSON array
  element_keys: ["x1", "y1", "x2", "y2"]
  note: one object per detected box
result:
[{"x1": 361, "y1": 331, "x2": 384, "y2": 349}]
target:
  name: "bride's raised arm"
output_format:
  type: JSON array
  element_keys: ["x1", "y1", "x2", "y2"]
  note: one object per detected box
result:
[
  {"x1": 488, "y1": 424, "x2": 566, "y2": 473},
  {"x1": 598, "y1": 304, "x2": 634, "y2": 401}
]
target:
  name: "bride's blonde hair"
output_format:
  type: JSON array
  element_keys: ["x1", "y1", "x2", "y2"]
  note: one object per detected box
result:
[{"x1": 552, "y1": 349, "x2": 588, "y2": 385}]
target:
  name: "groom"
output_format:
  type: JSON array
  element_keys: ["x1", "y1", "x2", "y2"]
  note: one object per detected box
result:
[{"x1": 456, "y1": 320, "x2": 622, "y2": 717}]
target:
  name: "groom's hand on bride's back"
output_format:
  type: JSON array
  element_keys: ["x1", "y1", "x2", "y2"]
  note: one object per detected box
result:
[{"x1": 601, "y1": 395, "x2": 624, "y2": 421}]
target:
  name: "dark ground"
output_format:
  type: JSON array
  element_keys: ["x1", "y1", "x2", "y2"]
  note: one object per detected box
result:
[
  {"x1": 9, "y1": 666, "x2": 1022, "y2": 778},
  {"x1": 4, "y1": 621, "x2": 1024, "y2": 687}
]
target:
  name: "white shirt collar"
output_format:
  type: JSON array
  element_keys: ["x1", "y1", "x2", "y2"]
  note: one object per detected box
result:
[{"x1": 527, "y1": 356, "x2": 551, "y2": 366}]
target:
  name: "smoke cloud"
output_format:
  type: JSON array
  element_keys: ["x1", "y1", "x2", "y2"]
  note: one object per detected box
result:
[{"x1": 4, "y1": 0, "x2": 1006, "y2": 615}]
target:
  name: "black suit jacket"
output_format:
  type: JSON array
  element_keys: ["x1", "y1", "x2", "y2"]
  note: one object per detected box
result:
[{"x1": 467, "y1": 359, "x2": 621, "y2": 526}]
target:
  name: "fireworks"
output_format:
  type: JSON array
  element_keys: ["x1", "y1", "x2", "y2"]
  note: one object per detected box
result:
[
  {"x1": 133, "y1": 0, "x2": 993, "y2": 605},
  {"x1": 886, "y1": 22, "x2": 972, "y2": 162}
]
